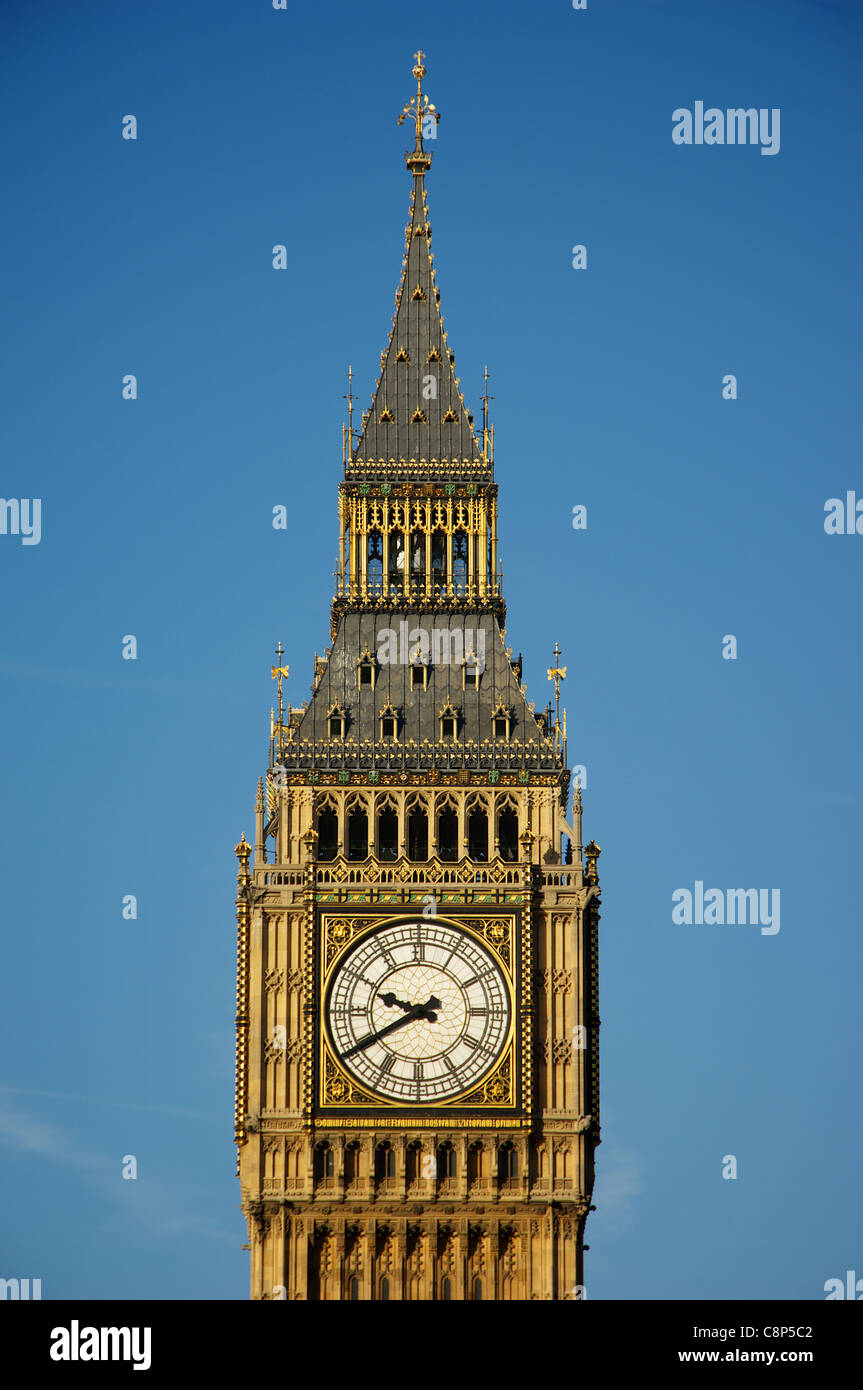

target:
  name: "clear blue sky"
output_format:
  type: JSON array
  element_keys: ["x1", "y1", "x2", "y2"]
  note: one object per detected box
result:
[{"x1": 1, "y1": 0, "x2": 860, "y2": 1300}]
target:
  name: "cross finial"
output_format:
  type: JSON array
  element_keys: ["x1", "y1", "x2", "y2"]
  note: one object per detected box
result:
[
  {"x1": 271, "y1": 641, "x2": 289, "y2": 728},
  {"x1": 398, "y1": 50, "x2": 440, "y2": 171},
  {"x1": 547, "y1": 641, "x2": 567, "y2": 753},
  {"x1": 481, "y1": 365, "x2": 494, "y2": 447}
]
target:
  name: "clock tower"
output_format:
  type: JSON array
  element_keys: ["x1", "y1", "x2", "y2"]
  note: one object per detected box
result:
[{"x1": 234, "y1": 53, "x2": 602, "y2": 1301}]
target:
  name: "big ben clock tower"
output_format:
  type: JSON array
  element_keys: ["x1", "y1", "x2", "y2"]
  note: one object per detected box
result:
[{"x1": 234, "y1": 53, "x2": 602, "y2": 1301}]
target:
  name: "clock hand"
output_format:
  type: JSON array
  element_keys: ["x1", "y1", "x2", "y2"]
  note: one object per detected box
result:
[
  {"x1": 343, "y1": 995, "x2": 443, "y2": 1058},
  {"x1": 343, "y1": 1006, "x2": 424, "y2": 1057},
  {"x1": 379, "y1": 992, "x2": 413, "y2": 1012}
]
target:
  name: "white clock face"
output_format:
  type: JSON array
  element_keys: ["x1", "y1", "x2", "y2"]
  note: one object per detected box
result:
[{"x1": 327, "y1": 920, "x2": 511, "y2": 1103}]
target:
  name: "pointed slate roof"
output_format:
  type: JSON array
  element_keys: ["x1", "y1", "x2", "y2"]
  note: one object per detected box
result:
[{"x1": 346, "y1": 57, "x2": 491, "y2": 483}]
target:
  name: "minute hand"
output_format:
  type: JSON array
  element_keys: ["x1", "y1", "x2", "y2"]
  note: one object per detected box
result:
[{"x1": 343, "y1": 1002, "x2": 437, "y2": 1058}]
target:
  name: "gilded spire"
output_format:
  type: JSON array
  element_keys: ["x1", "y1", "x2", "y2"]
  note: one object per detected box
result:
[
  {"x1": 346, "y1": 52, "x2": 487, "y2": 480},
  {"x1": 398, "y1": 49, "x2": 440, "y2": 174}
]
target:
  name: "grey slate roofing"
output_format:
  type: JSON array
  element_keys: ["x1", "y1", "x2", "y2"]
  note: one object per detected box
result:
[
  {"x1": 346, "y1": 172, "x2": 491, "y2": 482},
  {"x1": 281, "y1": 614, "x2": 559, "y2": 773}
]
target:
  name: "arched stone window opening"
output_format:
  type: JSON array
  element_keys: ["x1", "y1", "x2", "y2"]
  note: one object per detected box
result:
[
  {"x1": 314, "y1": 1142, "x2": 334, "y2": 1180},
  {"x1": 367, "y1": 529, "x2": 383, "y2": 596},
  {"x1": 378, "y1": 804, "x2": 398, "y2": 861},
  {"x1": 499, "y1": 1142, "x2": 518, "y2": 1181},
  {"x1": 406, "y1": 1141, "x2": 423, "y2": 1185},
  {"x1": 431, "y1": 531, "x2": 446, "y2": 591},
  {"x1": 388, "y1": 530, "x2": 405, "y2": 593},
  {"x1": 317, "y1": 805, "x2": 338, "y2": 861},
  {"x1": 437, "y1": 1142, "x2": 457, "y2": 1180},
  {"x1": 467, "y1": 807, "x2": 488, "y2": 863},
  {"x1": 498, "y1": 807, "x2": 518, "y2": 863},
  {"x1": 347, "y1": 806, "x2": 368, "y2": 861},
  {"x1": 438, "y1": 806, "x2": 458, "y2": 862},
  {"x1": 410, "y1": 529, "x2": 425, "y2": 583},
  {"x1": 407, "y1": 806, "x2": 428, "y2": 862},
  {"x1": 345, "y1": 1142, "x2": 361, "y2": 1184},
  {"x1": 468, "y1": 1141, "x2": 485, "y2": 1186},
  {"x1": 453, "y1": 531, "x2": 468, "y2": 594},
  {"x1": 376, "y1": 1141, "x2": 396, "y2": 1181}
]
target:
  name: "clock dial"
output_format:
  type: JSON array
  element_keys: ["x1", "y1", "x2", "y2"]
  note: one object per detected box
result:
[{"x1": 327, "y1": 920, "x2": 511, "y2": 1103}]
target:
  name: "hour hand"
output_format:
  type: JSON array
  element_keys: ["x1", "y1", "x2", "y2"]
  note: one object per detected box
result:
[{"x1": 380, "y1": 992, "x2": 413, "y2": 1012}]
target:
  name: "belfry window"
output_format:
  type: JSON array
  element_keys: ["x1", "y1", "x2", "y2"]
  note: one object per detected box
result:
[
  {"x1": 367, "y1": 530, "x2": 383, "y2": 596},
  {"x1": 317, "y1": 806, "x2": 338, "y2": 861},
  {"x1": 453, "y1": 531, "x2": 468, "y2": 594},
  {"x1": 498, "y1": 807, "x2": 518, "y2": 863},
  {"x1": 347, "y1": 806, "x2": 368, "y2": 861},
  {"x1": 410, "y1": 529, "x2": 425, "y2": 579},
  {"x1": 407, "y1": 806, "x2": 428, "y2": 862},
  {"x1": 438, "y1": 807, "x2": 458, "y2": 861},
  {"x1": 431, "y1": 532, "x2": 446, "y2": 590},
  {"x1": 468, "y1": 807, "x2": 488, "y2": 863},
  {"x1": 389, "y1": 531, "x2": 404, "y2": 591},
  {"x1": 378, "y1": 805, "x2": 398, "y2": 861}
]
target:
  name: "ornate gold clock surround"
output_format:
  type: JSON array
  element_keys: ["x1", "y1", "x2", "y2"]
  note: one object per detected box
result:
[{"x1": 316, "y1": 907, "x2": 529, "y2": 1126}]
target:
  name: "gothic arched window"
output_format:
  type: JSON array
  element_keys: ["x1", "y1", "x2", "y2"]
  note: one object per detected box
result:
[
  {"x1": 431, "y1": 531, "x2": 446, "y2": 590},
  {"x1": 378, "y1": 804, "x2": 398, "y2": 861},
  {"x1": 388, "y1": 530, "x2": 404, "y2": 592},
  {"x1": 453, "y1": 531, "x2": 468, "y2": 594},
  {"x1": 438, "y1": 805, "x2": 458, "y2": 861},
  {"x1": 345, "y1": 1142, "x2": 360, "y2": 1184},
  {"x1": 499, "y1": 1142, "x2": 518, "y2": 1180},
  {"x1": 317, "y1": 805, "x2": 338, "y2": 861},
  {"x1": 407, "y1": 805, "x2": 428, "y2": 862},
  {"x1": 347, "y1": 805, "x2": 368, "y2": 861},
  {"x1": 437, "y1": 1143, "x2": 457, "y2": 1180},
  {"x1": 367, "y1": 529, "x2": 383, "y2": 595},
  {"x1": 376, "y1": 1142, "x2": 396, "y2": 1180},
  {"x1": 498, "y1": 806, "x2": 518, "y2": 863},
  {"x1": 467, "y1": 807, "x2": 488, "y2": 863},
  {"x1": 314, "y1": 1143, "x2": 334, "y2": 1180}
]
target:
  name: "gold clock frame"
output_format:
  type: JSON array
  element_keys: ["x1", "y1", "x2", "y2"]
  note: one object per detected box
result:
[{"x1": 315, "y1": 907, "x2": 529, "y2": 1126}]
